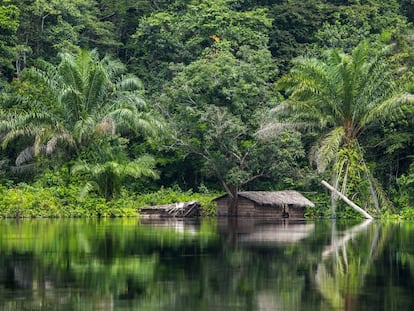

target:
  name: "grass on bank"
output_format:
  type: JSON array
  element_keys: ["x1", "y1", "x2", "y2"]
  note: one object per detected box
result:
[{"x1": 0, "y1": 183, "x2": 219, "y2": 218}]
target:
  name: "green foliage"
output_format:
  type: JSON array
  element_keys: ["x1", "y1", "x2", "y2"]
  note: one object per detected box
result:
[
  {"x1": 313, "y1": 0, "x2": 410, "y2": 51},
  {"x1": 334, "y1": 141, "x2": 371, "y2": 206},
  {"x1": 73, "y1": 138, "x2": 159, "y2": 201},
  {"x1": 7, "y1": 0, "x2": 118, "y2": 71},
  {"x1": 0, "y1": 183, "x2": 138, "y2": 218},
  {"x1": 132, "y1": 0, "x2": 272, "y2": 92},
  {"x1": 269, "y1": 0, "x2": 331, "y2": 73},
  {"x1": 400, "y1": 207, "x2": 414, "y2": 219},
  {"x1": 0, "y1": 164, "x2": 219, "y2": 218},
  {"x1": 0, "y1": 4, "x2": 19, "y2": 81},
  {"x1": 400, "y1": 0, "x2": 414, "y2": 22},
  {"x1": 163, "y1": 46, "x2": 278, "y2": 119},
  {"x1": 395, "y1": 161, "x2": 414, "y2": 210}
]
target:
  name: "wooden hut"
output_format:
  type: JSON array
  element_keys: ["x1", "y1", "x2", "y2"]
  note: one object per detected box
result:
[{"x1": 214, "y1": 191, "x2": 315, "y2": 219}]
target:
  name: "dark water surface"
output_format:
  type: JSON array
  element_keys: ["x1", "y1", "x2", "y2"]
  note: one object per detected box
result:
[{"x1": 0, "y1": 218, "x2": 413, "y2": 310}]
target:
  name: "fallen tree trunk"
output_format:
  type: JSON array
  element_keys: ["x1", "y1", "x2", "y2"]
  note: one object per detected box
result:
[{"x1": 321, "y1": 180, "x2": 373, "y2": 219}]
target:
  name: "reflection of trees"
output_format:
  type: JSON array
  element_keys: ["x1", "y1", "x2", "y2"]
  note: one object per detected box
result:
[
  {"x1": 315, "y1": 220, "x2": 389, "y2": 310},
  {"x1": 206, "y1": 219, "x2": 326, "y2": 311},
  {"x1": 0, "y1": 219, "x2": 220, "y2": 310},
  {"x1": 6, "y1": 219, "x2": 412, "y2": 310},
  {"x1": 0, "y1": 218, "x2": 328, "y2": 310}
]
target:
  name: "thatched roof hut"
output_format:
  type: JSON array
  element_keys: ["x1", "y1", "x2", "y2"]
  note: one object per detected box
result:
[{"x1": 215, "y1": 190, "x2": 315, "y2": 218}]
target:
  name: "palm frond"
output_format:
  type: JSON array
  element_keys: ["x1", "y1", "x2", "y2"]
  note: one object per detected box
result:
[
  {"x1": 133, "y1": 114, "x2": 166, "y2": 136},
  {"x1": 256, "y1": 121, "x2": 309, "y2": 139},
  {"x1": 312, "y1": 127, "x2": 345, "y2": 173},
  {"x1": 125, "y1": 155, "x2": 158, "y2": 179},
  {"x1": 79, "y1": 181, "x2": 98, "y2": 198},
  {"x1": 278, "y1": 56, "x2": 343, "y2": 123},
  {"x1": 26, "y1": 66, "x2": 61, "y2": 94},
  {"x1": 10, "y1": 163, "x2": 37, "y2": 174},
  {"x1": 73, "y1": 117, "x2": 96, "y2": 143},
  {"x1": 365, "y1": 168, "x2": 393, "y2": 212},
  {"x1": 111, "y1": 92, "x2": 148, "y2": 110},
  {"x1": 85, "y1": 65, "x2": 109, "y2": 110},
  {"x1": 115, "y1": 75, "x2": 144, "y2": 92},
  {"x1": 15, "y1": 146, "x2": 36, "y2": 166},
  {"x1": 59, "y1": 54, "x2": 84, "y2": 94},
  {"x1": 71, "y1": 161, "x2": 91, "y2": 175},
  {"x1": 100, "y1": 54, "x2": 125, "y2": 79},
  {"x1": 60, "y1": 86, "x2": 84, "y2": 121},
  {"x1": 46, "y1": 133, "x2": 76, "y2": 155},
  {"x1": 362, "y1": 94, "x2": 414, "y2": 127},
  {"x1": 1, "y1": 126, "x2": 39, "y2": 149}
]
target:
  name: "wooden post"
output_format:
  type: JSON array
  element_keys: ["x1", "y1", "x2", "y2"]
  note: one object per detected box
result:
[{"x1": 321, "y1": 180, "x2": 373, "y2": 219}]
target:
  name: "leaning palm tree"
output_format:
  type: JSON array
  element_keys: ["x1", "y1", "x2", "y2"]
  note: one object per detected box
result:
[
  {"x1": 259, "y1": 41, "x2": 414, "y2": 213},
  {"x1": 0, "y1": 50, "x2": 164, "y2": 165}
]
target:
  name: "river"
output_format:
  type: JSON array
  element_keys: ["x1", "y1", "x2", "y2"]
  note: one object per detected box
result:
[{"x1": 0, "y1": 218, "x2": 412, "y2": 310}]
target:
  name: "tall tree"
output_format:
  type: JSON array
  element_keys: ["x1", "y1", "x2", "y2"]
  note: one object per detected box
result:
[
  {"x1": 162, "y1": 44, "x2": 304, "y2": 214},
  {"x1": 259, "y1": 41, "x2": 414, "y2": 213}
]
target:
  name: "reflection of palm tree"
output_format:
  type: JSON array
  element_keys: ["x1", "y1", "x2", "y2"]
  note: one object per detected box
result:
[
  {"x1": 260, "y1": 41, "x2": 414, "y2": 211},
  {"x1": 315, "y1": 220, "x2": 389, "y2": 310}
]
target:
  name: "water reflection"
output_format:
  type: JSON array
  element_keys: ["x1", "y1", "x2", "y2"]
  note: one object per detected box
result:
[
  {"x1": 0, "y1": 218, "x2": 413, "y2": 310},
  {"x1": 217, "y1": 218, "x2": 315, "y2": 244},
  {"x1": 316, "y1": 219, "x2": 377, "y2": 310}
]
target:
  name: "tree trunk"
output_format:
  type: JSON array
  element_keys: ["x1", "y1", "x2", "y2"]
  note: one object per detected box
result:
[
  {"x1": 321, "y1": 180, "x2": 373, "y2": 219},
  {"x1": 227, "y1": 184, "x2": 238, "y2": 216}
]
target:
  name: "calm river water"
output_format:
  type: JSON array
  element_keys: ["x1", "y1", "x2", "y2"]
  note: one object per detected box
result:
[{"x1": 0, "y1": 218, "x2": 413, "y2": 310}]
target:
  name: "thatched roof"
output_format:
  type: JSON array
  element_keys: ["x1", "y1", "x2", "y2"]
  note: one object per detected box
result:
[{"x1": 215, "y1": 191, "x2": 315, "y2": 208}]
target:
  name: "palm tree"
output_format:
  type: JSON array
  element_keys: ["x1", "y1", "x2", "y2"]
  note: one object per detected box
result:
[
  {"x1": 0, "y1": 50, "x2": 164, "y2": 165},
  {"x1": 259, "y1": 41, "x2": 414, "y2": 212}
]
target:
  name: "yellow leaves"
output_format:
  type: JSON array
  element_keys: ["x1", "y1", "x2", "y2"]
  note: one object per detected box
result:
[{"x1": 210, "y1": 34, "x2": 220, "y2": 43}]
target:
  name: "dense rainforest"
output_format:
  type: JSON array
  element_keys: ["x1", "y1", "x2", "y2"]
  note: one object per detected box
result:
[{"x1": 1, "y1": 0, "x2": 414, "y2": 218}]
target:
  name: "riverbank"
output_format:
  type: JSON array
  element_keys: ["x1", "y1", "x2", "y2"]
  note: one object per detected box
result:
[
  {"x1": 0, "y1": 184, "x2": 218, "y2": 218},
  {"x1": 0, "y1": 183, "x2": 412, "y2": 219}
]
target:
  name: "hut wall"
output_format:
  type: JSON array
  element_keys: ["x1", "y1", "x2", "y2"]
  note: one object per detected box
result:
[
  {"x1": 286, "y1": 205, "x2": 306, "y2": 219},
  {"x1": 216, "y1": 195, "x2": 307, "y2": 218},
  {"x1": 216, "y1": 197, "x2": 259, "y2": 216},
  {"x1": 216, "y1": 197, "x2": 229, "y2": 216},
  {"x1": 236, "y1": 197, "x2": 258, "y2": 217},
  {"x1": 253, "y1": 204, "x2": 284, "y2": 218}
]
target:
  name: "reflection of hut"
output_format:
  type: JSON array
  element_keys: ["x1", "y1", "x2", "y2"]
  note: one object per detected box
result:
[
  {"x1": 239, "y1": 222, "x2": 315, "y2": 244},
  {"x1": 217, "y1": 218, "x2": 315, "y2": 245},
  {"x1": 214, "y1": 191, "x2": 315, "y2": 219}
]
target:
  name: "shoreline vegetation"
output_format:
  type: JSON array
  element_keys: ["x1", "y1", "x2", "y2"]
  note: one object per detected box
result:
[
  {"x1": 0, "y1": 183, "x2": 219, "y2": 219},
  {"x1": 0, "y1": 182, "x2": 412, "y2": 220}
]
